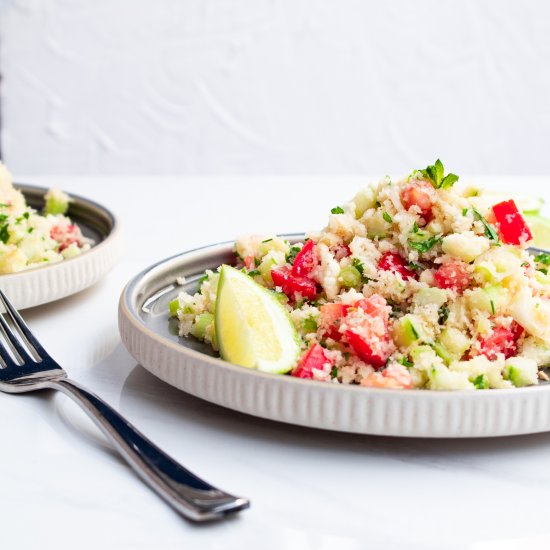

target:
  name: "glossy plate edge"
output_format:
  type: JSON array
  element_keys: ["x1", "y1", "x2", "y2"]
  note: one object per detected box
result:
[
  {"x1": 118, "y1": 239, "x2": 550, "y2": 438},
  {"x1": 0, "y1": 184, "x2": 121, "y2": 310}
]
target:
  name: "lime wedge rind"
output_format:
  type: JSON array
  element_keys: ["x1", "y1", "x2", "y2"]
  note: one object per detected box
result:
[{"x1": 215, "y1": 265, "x2": 300, "y2": 374}]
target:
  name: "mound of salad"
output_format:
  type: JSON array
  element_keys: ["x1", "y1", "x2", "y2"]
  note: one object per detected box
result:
[
  {"x1": 170, "y1": 160, "x2": 550, "y2": 390},
  {"x1": 0, "y1": 162, "x2": 91, "y2": 274}
]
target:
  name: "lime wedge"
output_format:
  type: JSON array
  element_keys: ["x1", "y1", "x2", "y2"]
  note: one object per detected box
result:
[
  {"x1": 525, "y1": 214, "x2": 550, "y2": 249},
  {"x1": 215, "y1": 265, "x2": 300, "y2": 373}
]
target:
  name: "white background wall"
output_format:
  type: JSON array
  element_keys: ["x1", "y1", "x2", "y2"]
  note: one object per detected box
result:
[{"x1": 1, "y1": 0, "x2": 549, "y2": 176}]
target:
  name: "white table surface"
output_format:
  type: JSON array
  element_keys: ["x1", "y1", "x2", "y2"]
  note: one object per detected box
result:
[{"x1": 3, "y1": 174, "x2": 550, "y2": 550}]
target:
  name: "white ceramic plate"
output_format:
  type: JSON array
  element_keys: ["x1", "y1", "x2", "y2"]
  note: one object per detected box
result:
[
  {"x1": 119, "y1": 237, "x2": 550, "y2": 438},
  {"x1": 1, "y1": 184, "x2": 120, "y2": 310}
]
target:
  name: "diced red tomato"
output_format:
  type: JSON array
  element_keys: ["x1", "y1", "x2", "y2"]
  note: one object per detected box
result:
[
  {"x1": 292, "y1": 239, "x2": 319, "y2": 278},
  {"x1": 361, "y1": 363, "x2": 413, "y2": 389},
  {"x1": 434, "y1": 260, "x2": 471, "y2": 293},
  {"x1": 271, "y1": 266, "x2": 317, "y2": 300},
  {"x1": 491, "y1": 200, "x2": 533, "y2": 245},
  {"x1": 319, "y1": 302, "x2": 350, "y2": 340},
  {"x1": 292, "y1": 343, "x2": 334, "y2": 379},
  {"x1": 332, "y1": 244, "x2": 351, "y2": 261},
  {"x1": 378, "y1": 252, "x2": 418, "y2": 280},
  {"x1": 475, "y1": 322, "x2": 523, "y2": 360},
  {"x1": 244, "y1": 255, "x2": 255, "y2": 271},
  {"x1": 401, "y1": 180, "x2": 434, "y2": 218},
  {"x1": 343, "y1": 295, "x2": 392, "y2": 368},
  {"x1": 50, "y1": 223, "x2": 83, "y2": 251}
]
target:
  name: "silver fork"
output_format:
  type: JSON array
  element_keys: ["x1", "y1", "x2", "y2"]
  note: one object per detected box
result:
[{"x1": 0, "y1": 289, "x2": 249, "y2": 521}]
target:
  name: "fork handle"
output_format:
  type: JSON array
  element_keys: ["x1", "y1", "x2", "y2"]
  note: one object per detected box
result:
[{"x1": 47, "y1": 377, "x2": 250, "y2": 521}]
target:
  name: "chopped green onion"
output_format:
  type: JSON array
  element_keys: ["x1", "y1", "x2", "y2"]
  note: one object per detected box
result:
[
  {"x1": 382, "y1": 212, "x2": 393, "y2": 223},
  {"x1": 261, "y1": 238, "x2": 273, "y2": 243},
  {"x1": 286, "y1": 245, "x2": 301, "y2": 264}
]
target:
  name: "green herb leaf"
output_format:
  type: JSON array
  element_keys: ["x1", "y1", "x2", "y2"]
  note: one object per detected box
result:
[
  {"x1": 412, "y1": 221, "x2": 419, "y2": 233},
  {"x1": 197, "y1": 274, "x2": 208, "y2": 293},
  {"x1": 0, "y1": 224, "x2": 10, "y2": 244},
  {"x1": 408, "y1": 235, "x2": 441, "y2": 254},
  {"x1": 397, "y1": 357, "x2": 414, "y2": 368},
  {"x1": 440, "y1": 173, "x2": 459, "y2": 189},
  {"x1": 286, "y1": 245, "x2": 301, "y2": 264},
  {"x1": 420, "y1": 159, "x2": 459, "y2": 189},
  {"x1": 472, "y1": 374, "x2": 489, "y2": 390},
  {"x1": 331, "y1": 206, "x2": 345, "y2": 214},
  {"x1": 538, "y1": 268, "x2": 548, "y2": 275},
  {"x1": 438, "y1": 305, "x2": 449, "y2": 325},
  {"x1": 247, "y1": 269, "x2": 260, "y2": 277},
  {"x1": 254, "y1": 257, "x2": 261, "y2": 267},
  {"x1": 535, "y1": 253, "x2": 550, "y2": 266},
  {"x1": 472, "y1": 208, "x2": 499, "y2": 242},
  {"x1": 462, "y1": 207, "x2": 469, "y2": 216},
  {"x1": 330, "y1": 366, "x2": 339, "y2": 379},
  {"x1": 382, "y1": 211, "x2": 393, "y2": 223},
  {"x1": 352, "y1": 258, "x2": 364, "y2": 275},
  {"x1": 408, "y1": 262, "x2": 422, "y2": 271}
]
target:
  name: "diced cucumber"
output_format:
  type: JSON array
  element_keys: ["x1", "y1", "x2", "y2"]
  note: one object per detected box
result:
[
  {"x1": 259, "y1": 257, "x2": 276, "y2": 283},
  {"x1": 169, "y1": 298, "x2": 180, "y2": 317},
  {"x1": 466, "y1": 284, "x2": 509, "y2": 314},
  {"x1": 393, "y1": 314, "x2": 424, "y2": 348},
  {"x1": 431, "y1": 341, "x2": 454, "y2": 366},
  {"x1": 413, "y1": 287, "x2": 447, "y2": 308},
  {"x1": 257, "y1": 236, "x2": 289, "y2": 258},
  {"x1": 338, "y1": 265, "x2": 362, "y2": 288},
  {"x1": 190, "y1": 313, "x2": 215, "y2": 340},
  {"x1": 503, "y1": 357, "x2": 538, "y2": 387},
  {"x1": 353, "y1": 187, "x2": 376, "y2": 218},
  {"x1": 366, "y1": 211, "x2": 389, "y2": 239},
  {"x1": 439, "y1": 327, "x2": 471, "y2": 358},
  {"x1": 44, "y1": 187, "x2": 70, "y2": 215}
]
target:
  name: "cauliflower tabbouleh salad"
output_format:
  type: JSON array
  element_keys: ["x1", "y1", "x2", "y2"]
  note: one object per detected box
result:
[
  {"x1": 0, "y1": 163, "x2": 90, "y2": 273},
  {"x1": 170, "y1": 159, "x2": 550, "y2": 391}
]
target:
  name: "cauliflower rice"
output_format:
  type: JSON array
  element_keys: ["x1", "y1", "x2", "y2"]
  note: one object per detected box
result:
[{"x1": 171, "y1": 160, "x2": 550, "y2": 391}]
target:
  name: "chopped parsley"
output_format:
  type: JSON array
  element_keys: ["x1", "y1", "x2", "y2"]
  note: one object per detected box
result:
[
  {"x1": 247, "y1": 269, "x2": 260, "y2": 277},
  {"x1": 254, "y1": 257, "x2": 261, "y2": 267},
  {"x1": 420, "y1": 159, "x2": 459, "y2": 189},
  {"x1": 261, "y1": 238, "x2": 273, "y2": 243},
  {"x1": 28, "y1": 227, "x2": 34, "y2": 234},
  {"x1": 407, "y1": 261, "x2": 422, "y2": 271},
  {"x1": 302, "y1": 317, "x2": 318, "y2": 332},
  {"x1": 286, "y1": 245, "x2": 301, "y2": 264},
  {"x1": 330, "y1": 366, "x2": 339, "y2": 379},
  {"x1": 472, "y1": 208, "x2": 499, "y2": 242},
  {"x1": 382, "y1": 211, "x2": 393, "y2": 223},
  {"x1": 331, "y1": 206, "x2": 345, "y2": 214},
  {"x1": 397, "y1": 357, "x2": 414, "y2": 368},
  {"x1": 408, "y1": 235, "x2": 441, "y2": 254},
  {"x1": 438, "y1": 305, "x2": 449, "y2": 325},
  {"x1": 472, "y1": 374, "x2": 489, "y2": 390},
  {"x1": 535, "y1": 253, "x2": 550, "y2": 266},
  {"x1": 521, "y1": 261, "x2": 530, "y2": 268},
  {"x1": 0, "y1": 224, "x2": 10, "y2": 244},
  {"x1": 352, "y1": 258, "x2": 364, "y2": 274},
  {"x1": 197, "y1": 274, "x2": 209, "y2": 293},
  {"x1": 539, "y1": 268, "x2": 548, "y2": 275}
]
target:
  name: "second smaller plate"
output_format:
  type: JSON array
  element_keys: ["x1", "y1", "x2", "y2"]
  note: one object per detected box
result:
[{"x1": 0, "y1": 184, "x2": 121, "y2": 310}]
